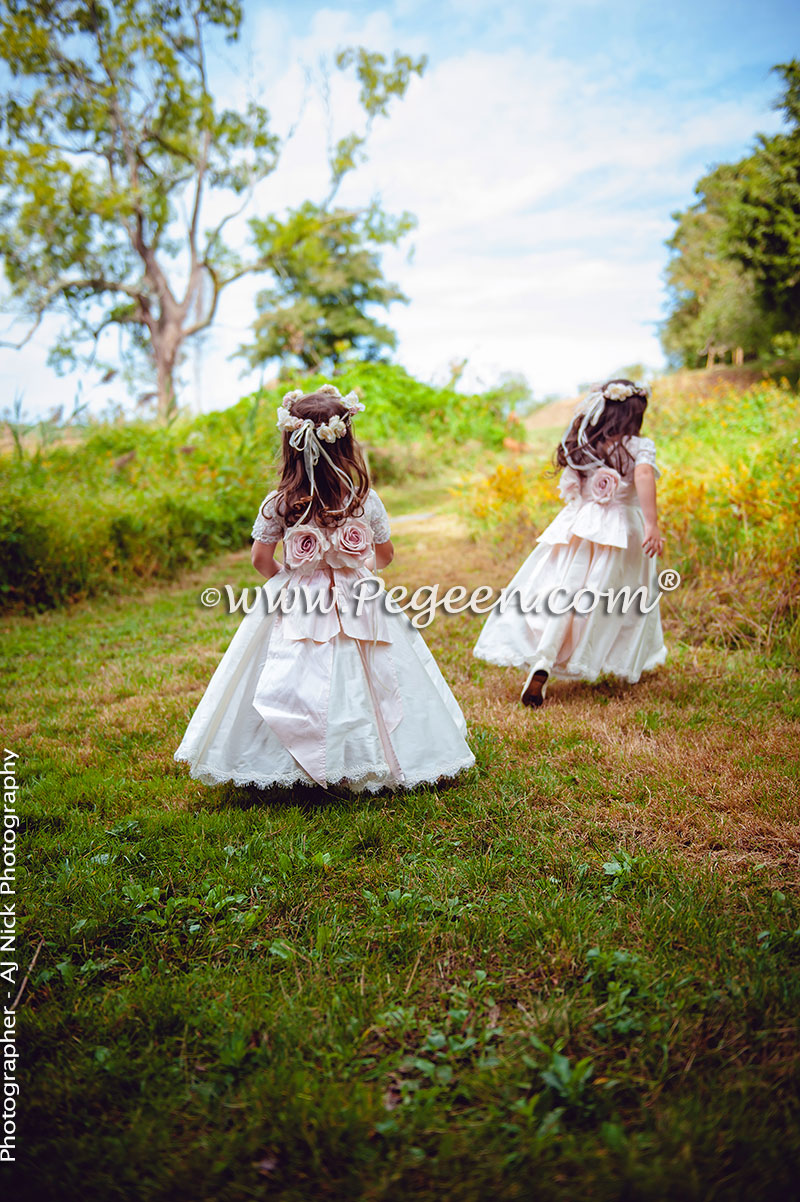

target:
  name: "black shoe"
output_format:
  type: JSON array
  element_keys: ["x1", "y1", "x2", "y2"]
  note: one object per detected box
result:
[{"x1": 521, "y1": 667, "x2": 549, "y2": 708}]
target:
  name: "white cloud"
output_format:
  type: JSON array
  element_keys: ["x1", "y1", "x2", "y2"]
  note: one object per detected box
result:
[{"x1": 0, "y1": 2, "x2": 789, "y2": 417}]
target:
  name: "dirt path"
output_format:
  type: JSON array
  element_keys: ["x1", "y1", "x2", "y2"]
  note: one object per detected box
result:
[
  {"x1": 389, "y1": 510, "x2": 437, "y2": 526},
  {"x1": 524, "y1": 396, "x2": 578, "y2": 432}
]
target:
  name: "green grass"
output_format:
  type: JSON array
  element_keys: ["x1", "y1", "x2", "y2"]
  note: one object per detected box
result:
[{"x1": 7, "y1": 497, "x2": 800, "y2": 1200}]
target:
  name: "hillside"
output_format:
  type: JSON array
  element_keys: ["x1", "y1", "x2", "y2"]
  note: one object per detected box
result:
[{"x1": 6, "y1": 385, "x2": 799, "y2": 1197}]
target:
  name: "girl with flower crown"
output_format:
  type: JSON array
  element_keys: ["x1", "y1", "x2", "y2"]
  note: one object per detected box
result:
[
  {"x1": 473, "y1": 378, "x2": 666, "y2": 706},
  {"x1": 175, "y1": 384, "x2": 475, "y2": 791}
]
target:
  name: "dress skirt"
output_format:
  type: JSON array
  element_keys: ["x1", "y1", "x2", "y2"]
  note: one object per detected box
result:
[
  {"x1": 175, "y1": 567, "x2": 475, "y2": 792},
  {"x1": 473, "y1": 499, "x2": 667, "y2": 684}
]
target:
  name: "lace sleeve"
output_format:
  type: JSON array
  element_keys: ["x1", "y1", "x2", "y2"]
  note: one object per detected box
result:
[
  {"x1": 364, "y1": 489, "x2": 391, "y2": 543},
  {"x1": 633, "y1": 437, "x2": 660, "y2": 478},
  {"x1": 251, "y1": 491, "x2": 284, "y2": 544}
]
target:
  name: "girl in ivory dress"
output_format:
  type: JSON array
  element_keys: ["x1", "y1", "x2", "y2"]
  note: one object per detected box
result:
[
  {"x1": 175, "y1": 384, "x2": 475, "y2": 791},
  {"x1": 473, "y1": 378, "x2": 666, "y2": 706}
]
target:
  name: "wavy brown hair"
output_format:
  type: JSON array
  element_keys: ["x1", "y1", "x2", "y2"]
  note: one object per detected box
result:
[
  {"x1": 268, "y1": 391, "x2": 371, "y2": 529},
  {"x1": 556, "y1": 378, "x2": 648, "y2": 475}
]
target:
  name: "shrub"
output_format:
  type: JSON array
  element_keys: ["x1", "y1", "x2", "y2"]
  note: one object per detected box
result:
[{"x1": 0, "y1": 363, "x2": 508, "y2": 611}]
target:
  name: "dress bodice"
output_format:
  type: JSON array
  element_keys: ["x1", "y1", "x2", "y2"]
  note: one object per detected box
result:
[
  {"x1": 251, "y1": 487, "x2": 391, "y2": 547},
  {"x1": 249, "y1": 487, "x2": 392, "y2": 645},
  {"x1": 540, "y1": 436, "x2": 660, "y2": 550}
]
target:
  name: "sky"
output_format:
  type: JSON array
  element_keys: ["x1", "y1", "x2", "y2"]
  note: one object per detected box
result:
[{"x1": 1, "y1": 0, "x2": 798, "y2": 418}]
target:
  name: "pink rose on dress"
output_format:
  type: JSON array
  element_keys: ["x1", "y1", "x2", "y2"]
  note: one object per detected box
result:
[
  {"x1": 558, "y1": 467, "x2": 582, "y2": 503},
  {"x1": 283, "y1": 524, "x2": 327, "y2": 570},
  {"x1": 589, "y1": 466, "x2": 622, "y2": 505},
  {"x1": 328, "y1": 519, "x2": 373, "y2": 566}
]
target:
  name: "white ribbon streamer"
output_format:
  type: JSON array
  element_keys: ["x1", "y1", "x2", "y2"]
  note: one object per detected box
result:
[
  {"x1": 288, "y1": 418, "x2": 358, "y2": 524},
  {"x1": 560, "y1": 390, "x2": 607, "y2": 471}
]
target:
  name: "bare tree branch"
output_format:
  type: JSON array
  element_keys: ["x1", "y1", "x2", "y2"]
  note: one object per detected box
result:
[{"x1": 0, "y1": 312, "x2": 45, "y2": 351}]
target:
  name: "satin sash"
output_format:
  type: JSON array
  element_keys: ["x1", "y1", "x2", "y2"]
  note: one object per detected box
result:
[{"x1": 252, "y1": 559, "x2": 404, "y2": 787}]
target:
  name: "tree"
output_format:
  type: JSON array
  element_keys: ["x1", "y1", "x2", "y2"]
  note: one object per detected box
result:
[
  {"x1": 661, "y1": 61, "x2": 800, "y2": 369},
  {"x1": 662, "y1": 163, "x2": 774, "y2": 368},
  {"x1": 0, "y1": 2, "x2": 425, "y2": 416},
  {"x1": 240, "y1": 201, "x2": 413, "y2": 373},
  {"x1": 723, "y1": 61, "x2": 800, "y2": 335}
]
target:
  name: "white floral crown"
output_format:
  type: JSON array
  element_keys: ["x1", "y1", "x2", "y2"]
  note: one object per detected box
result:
[
  {"x1": 601, "y1": 380, "x2": 649, "y2": 403},
  {"x1": 574, "y1": 379, "x2": 649, "y2": 419},
  {"x1": 564, "y1": 379, "x2": 650, "y2": 471},
  {"x1": 275, "y1": 383, "x2": 366, "y2": 524},
  {"x1": 276, "y1": 383, "x2": 365, "y2": 442}
]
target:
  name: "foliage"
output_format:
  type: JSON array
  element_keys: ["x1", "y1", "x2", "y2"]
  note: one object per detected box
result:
[
  {"x1": 241, "y1": 201, "x2": 414, "y2": 373},
  {"x1": 661, "y1": 164, "x2": 775, "y2": 368},
  {"x1": 724, "y1": 61, "x2": 800, "y2": 335},
  {"x1": 0, "y1": 1, "x2": 425, "y2": 415},
  {"x1": 0, "y1": 362, "x2": 507, "y2": 611},
  {"x1": 661, "y1": 61, "x2": 800, "y2": 368},
  {"x1": 482, "y1": 373, "x2": 539, "y2": 418},
  {"x1": 276, "y1": 361, "x2": 510, "y2": 448},
  {"x1": 455, "y1": 461, "x2": 554, "y2": 555},
  {"x1": 650, "y1": 377, "x2": 800, "y2": 652}
]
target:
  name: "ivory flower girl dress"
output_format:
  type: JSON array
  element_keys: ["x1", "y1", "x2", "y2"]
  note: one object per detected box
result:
[
  {"x1": 473, "y1": 434, "x2": 667, "y2": 686},
  {"x1": 175, "y1": 489, "x2": 475, "y2": 792}
]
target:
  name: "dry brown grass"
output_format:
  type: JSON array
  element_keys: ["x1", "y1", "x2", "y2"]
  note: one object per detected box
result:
[
  {"x1": 383, "y1": 515, "x2": 800, "y2": 886},
  {"x1": 2, "y1": 498, "x2": 796, "y2": 885}
]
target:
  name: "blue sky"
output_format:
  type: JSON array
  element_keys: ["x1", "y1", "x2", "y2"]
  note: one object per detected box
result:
[{"x1": 2, "y1": 0, "x2": 798, "y2": 416}]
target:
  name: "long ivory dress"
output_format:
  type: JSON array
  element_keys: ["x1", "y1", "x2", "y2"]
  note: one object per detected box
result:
[
  {"x1": 175, "y1": 489, "x2": 475, "y2": 791},
  {"x1": 473, "y1": 436, "x2": 667, "y2": 684}
]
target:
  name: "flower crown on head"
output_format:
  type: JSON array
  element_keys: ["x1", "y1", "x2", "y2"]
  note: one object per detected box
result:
[
  {"x1": 275, "y1": 383, "x2": 366, "y2": 524},
  {"x1": 574, "y1": 379, "x2": 649, "y2": 420},
  {"x1": 276, "y1": 382, "x2": 365, "y2": 441},
  {"x1": 563, "y1": 379, "x2": 649, "y2": 471},
  {"x1": 601, "y1": 380, "x2": 649, "y2": 403}
]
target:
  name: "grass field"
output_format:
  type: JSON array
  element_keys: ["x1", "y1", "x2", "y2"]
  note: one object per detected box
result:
[{"x1": 6, "y1": 433, "x2": 800, "y2": 1200}]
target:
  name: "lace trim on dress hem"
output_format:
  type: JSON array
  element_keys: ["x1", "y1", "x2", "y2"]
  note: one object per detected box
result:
[
  {"x1": 472, "y1": 647, "x2": 667, "y2": 684},
  {"x1": 173, "y1": 750, "x2": 475, "y2": 793},
  {"x1": 550, "y1": 648, "x2": 667, "y2": 685}
]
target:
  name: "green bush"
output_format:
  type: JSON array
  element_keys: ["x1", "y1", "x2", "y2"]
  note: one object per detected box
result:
[{"x1": 0, "y1": 362, "x2": 509, "y2": 611}]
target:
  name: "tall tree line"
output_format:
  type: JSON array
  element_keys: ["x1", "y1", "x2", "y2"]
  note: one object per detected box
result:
[{"x1": 662, "y1": 61, "x2": 800, "y2": 369}]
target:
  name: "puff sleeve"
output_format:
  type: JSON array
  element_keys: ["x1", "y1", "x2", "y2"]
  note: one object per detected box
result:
[
  {"x1": 364, "y1": 489, "x2": 391, "y2": 543},
  {"x1": 251, "y1": 491, "x2": 284, "y2": 544},
  {"x1": 633, "y1": 437, "x2": 660, "y2": 479}
]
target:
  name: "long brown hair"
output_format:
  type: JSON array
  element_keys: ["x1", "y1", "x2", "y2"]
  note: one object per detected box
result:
[
  {"x1": 269, "y1": 391, "x2": 371, "y2": 529},
  {"x1": 556, "y1": 378, "x2": 648, "y2": 474}
]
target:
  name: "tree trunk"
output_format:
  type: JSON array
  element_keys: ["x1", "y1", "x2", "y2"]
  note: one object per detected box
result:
[
  {"x1": 156, "y1": 355, "x2": 176, "y2": 421},
  {"x1": 152, "y1": 316, "x2": 182, "y2": 420},
  {"x1": 734, "y1": 346, "x2": 744, "y2": 366}
]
